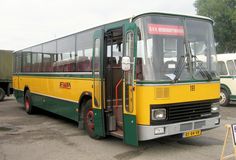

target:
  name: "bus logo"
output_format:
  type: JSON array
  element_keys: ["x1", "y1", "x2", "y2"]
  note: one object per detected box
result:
[{"x1": 60, "y1": 82, "x2": 71, "y2": 89}]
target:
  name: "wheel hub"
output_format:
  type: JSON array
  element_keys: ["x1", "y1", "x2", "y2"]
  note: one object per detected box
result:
[
  {"x1": 25, "y1": 98, "x2": 30, "y2": 110},
  {"x1": 219, "y1": 92, "x2": 226, "y2": 104},
  {"x1": 86, "y1": 110, "x2": 94, "y2": 130}
]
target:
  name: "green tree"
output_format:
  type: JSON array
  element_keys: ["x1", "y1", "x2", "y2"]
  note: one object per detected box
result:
[{"x1": 194, "y1": 0, "x2": 236, "y2": 53}]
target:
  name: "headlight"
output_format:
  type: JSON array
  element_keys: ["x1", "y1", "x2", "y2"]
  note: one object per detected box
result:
[
  {"x1": 152, "y1": 108, "x2": 166, "y2": 120},
  {"x1": 211, "y1": 103, "x2": 220, "y2": 113}
]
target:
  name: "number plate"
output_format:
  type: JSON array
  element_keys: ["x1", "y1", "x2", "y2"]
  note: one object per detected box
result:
[{"x1": 183, "y1": 130, "x2": 202, "y2": 138}]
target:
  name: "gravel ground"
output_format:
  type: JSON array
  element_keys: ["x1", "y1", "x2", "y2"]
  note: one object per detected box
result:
[{"x1": 0, "y1": 96, "x2": 236, "y2": 160}]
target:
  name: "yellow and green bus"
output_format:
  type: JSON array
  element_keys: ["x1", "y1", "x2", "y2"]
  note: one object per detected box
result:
[{"x1": 13, "y1": 12, "x2": 220, "y2": 146}]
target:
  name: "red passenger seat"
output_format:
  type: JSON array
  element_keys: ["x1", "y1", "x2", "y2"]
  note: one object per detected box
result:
[
  {"x1": 24, "y1": 65, "x2": 31, "y2": 72},
  {"x1": 43, "y1": 62, "x2": 53, "y2": 72},
  {"x1": 64, "y1": 59, "x2": 76, "y2": 72},
  {"x1": 77, "y1": 57, "x2": 91, "y2": 72}
]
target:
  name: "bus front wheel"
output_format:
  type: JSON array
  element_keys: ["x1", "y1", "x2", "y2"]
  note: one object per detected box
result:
[
  {"x1": 0, "y1": 88, "x2": 5, "y2": 101},
  {"x1": 219, "y1": 89, "x2": 230, "y2": 106},
  {"x1": 84, "y1": 99, "x2": 100, "y2": 139},
  {"x1": 24, "y1": 90, "x2": 35, "y2": 114}
]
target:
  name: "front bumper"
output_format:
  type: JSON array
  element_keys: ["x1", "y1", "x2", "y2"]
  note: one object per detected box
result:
[{"x1": 138, "y1": 116, "x2": 220, "y2": 141}]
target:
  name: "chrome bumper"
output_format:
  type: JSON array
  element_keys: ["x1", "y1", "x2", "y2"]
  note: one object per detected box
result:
[{"x1": 138, "y1": 116, "x2": 220, "y2": 141}]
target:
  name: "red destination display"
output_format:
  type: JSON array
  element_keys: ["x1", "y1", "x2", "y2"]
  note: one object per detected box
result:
[{"x1": 148, "y1": 24, "x2": 184, "y2": 36}]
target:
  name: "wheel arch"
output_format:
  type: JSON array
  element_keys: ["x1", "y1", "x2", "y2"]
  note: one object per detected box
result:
[
  {"x1": 78, "y1": 91, "x2": 92, "y2": 129},
  {"x1": 24, "y1": 85, "x2": 30, "y2": 96},
  {"x1": 221, "y1": 83, "x2": 231, "y2": 95},
  {"x1": 78, "y1": 91, "x2": 92, "y2": 110}
]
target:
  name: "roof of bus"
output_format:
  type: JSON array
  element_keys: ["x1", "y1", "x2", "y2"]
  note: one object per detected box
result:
[
  {"x1": 15, "y1": 12, "x2": 213, "y2": 53},
  {"x1": 217, "y1": 53, "x2": 236, "y2": 61},
  {"x1": 133, "y1": 12, "x2": 213, "y2": 22}
]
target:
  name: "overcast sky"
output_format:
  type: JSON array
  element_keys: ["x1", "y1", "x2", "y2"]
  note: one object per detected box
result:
[{"x1": 0, "y1": 0, "x2": 196, "y2": 51}]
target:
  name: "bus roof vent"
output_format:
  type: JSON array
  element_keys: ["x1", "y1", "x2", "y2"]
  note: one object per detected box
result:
[{"x1": 155, "y1": 88, "x2": 169, "y2": 99}]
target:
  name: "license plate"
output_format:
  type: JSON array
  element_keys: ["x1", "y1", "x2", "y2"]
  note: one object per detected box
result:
[{"x1": 183, "y1": 130, "x2": 202, "y2": 138}]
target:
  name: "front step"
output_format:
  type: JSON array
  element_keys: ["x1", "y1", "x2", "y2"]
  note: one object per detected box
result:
[{"x1": 110, "y1": 129, "x2": 123, "y2": 139}]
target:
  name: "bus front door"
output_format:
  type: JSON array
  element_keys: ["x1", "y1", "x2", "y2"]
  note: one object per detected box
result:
[
  {"x1": 122, "y1": 23, "x2": 138, "y2": 146},
  {"x1": 92, "y1": 29, "x2": 105, "y2": 137}
]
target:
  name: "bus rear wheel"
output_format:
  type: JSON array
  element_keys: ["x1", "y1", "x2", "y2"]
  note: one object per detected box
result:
[
  {"x1": 84, "y1": 99, "x2": 100, "y2": 139},
  {"x1": 0, "y1": 88, "x2": 5, "y2": 101},
  {"x1": 219, "y1": 89, "x2": 229, "y2": 106},
  {"x1": 24, "y1": 90, "x2": 34, "y2": 114}
]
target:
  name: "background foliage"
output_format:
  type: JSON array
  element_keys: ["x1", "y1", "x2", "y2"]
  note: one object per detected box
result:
[{"x1": 194, "y1": 0, "x2": 236, "y2": 53}]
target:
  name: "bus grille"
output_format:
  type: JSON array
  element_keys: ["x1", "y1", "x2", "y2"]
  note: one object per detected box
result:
[
  {"x1": 151, "y1": 100, "x2": 215, "y2": 125},
  {"x1": 167, "y1": 101, "x2": 212, "y2": 123}
]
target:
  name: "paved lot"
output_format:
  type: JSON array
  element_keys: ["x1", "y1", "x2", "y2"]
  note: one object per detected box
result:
[{"x1": 0, "y1": 97, "x2": 236, "y2": 160}]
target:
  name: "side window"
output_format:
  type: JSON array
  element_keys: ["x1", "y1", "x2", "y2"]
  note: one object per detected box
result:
[
  {"x1": 15, "y1": 52, "x2": 22, "y2": 73},
  {"x1": 217, "y1": 61, "x2": 228, "y2": 75},
  {"x1": 226, "y1": 60, "x2": 236, "y2": 75},
  {"x1": 56, "y1": 35, "x2": 76, "y2": 72},
  {"x1": 22, "y1": 50, "x2": 31, "y2": 72},
  {"x1": 42, "y1": 41, "x2": 56, "y2": 72},
  {"x1": 107, "y1": 43, "x2": 123, "y2": 65},
  {"x1": 42, "y1": 54, "x2": 53, "y2": 72},
  {"x1": 32, "y1": 45, "x2": 43, "y2": 72},
  {"x1": 76, "y1": 30, "x2": 96, "y2": 72},
  {"x1": 32, "y1": 53, "x2": 42, "y2": 72}
]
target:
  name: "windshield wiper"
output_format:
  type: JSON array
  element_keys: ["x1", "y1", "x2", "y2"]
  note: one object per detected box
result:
[
  {"x1": 193, "y1": 55, "x2": 212, "y2": 81},
  {"x1": 173, "y1": 55, "x2": 186, "y2": 82},
  {"x1": 185, "y1": 37, "x2": 213, "y2": 81}
]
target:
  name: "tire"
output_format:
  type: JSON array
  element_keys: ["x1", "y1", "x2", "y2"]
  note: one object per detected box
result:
[
  {"x1": 84, "y1": 99, "x2": 100, "y2": 139},
  {"x1": 219, "y1": 89, "x2": 230, "y2": 106},
  {"x1": 24, "y1": 90, "x2": 34, "y2": 114},
  {"x1": 0, "y1": 88, "x2": 5, "y2": 101}
]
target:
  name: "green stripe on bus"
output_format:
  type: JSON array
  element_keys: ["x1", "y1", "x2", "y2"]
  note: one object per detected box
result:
[
  {"x1": 136, "y1": 79, "x2": 219, "y2": 85},
  {"x1": 220, "y1": 76, "x2": 236, "y2": 79},
  {"x1": 13, "y1": 73, "x2": 93, "y2": 78},
  {"x1": 230, "y1": 95, "x2": 236, "y2": 101},
  {"x1": 30, "y1": 93, "x2": 79, "y2": 121},
  {"x1": 14, "y1": 89, "x2": 24, "y2": 104}
]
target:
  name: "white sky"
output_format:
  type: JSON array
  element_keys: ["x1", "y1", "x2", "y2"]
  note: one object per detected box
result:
[{"x1": 0, "y1": 0, "x2": 196, "y2": 51}]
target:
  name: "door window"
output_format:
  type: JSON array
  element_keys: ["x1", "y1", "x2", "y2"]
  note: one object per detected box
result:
[
  {"x1": 124, "y1": 31, "x2": 134, "y2": 113},
  {"x1": 93, "y1": 38, "x2": 101, "y2": 108}
]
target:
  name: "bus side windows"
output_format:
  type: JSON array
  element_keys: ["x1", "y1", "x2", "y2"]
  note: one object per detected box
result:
[
  {"x1": 22, "y1": 51, "x2": 31, "y2": 72},
  {"x1": 217, "y1": 61, "x2": 228, "y2": 75},
  {"x1": 42, "y1": 54, "x2": 53, "y2": 72},
  {"x1": 32, "y1": 45, "x2": 43, "y2": 72},
  {"x1": 32, "y1": 53, "x2": 42, "y2": 72},
  {"x1": 226, "y1": 60, "x2": 236, "y2": 75},
  {"x1": 76, "y1": 29, "x2": 96, "y2": 73},
  {"x1": 56, "y1": 35, "x2": 76, "y2": 72},
  {"x1": 15, "y1": 52, "x2": 22, "y2": 73}
]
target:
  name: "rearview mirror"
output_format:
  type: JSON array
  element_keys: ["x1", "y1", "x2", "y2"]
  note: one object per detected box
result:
[{"x1": 121, "y1": 57, "x2": 131, "y2": 71}]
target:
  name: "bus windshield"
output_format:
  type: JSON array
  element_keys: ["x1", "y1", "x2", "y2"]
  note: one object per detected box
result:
[{"x1": 135, "y1": 14, "x2": 218, "y2": 82}]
